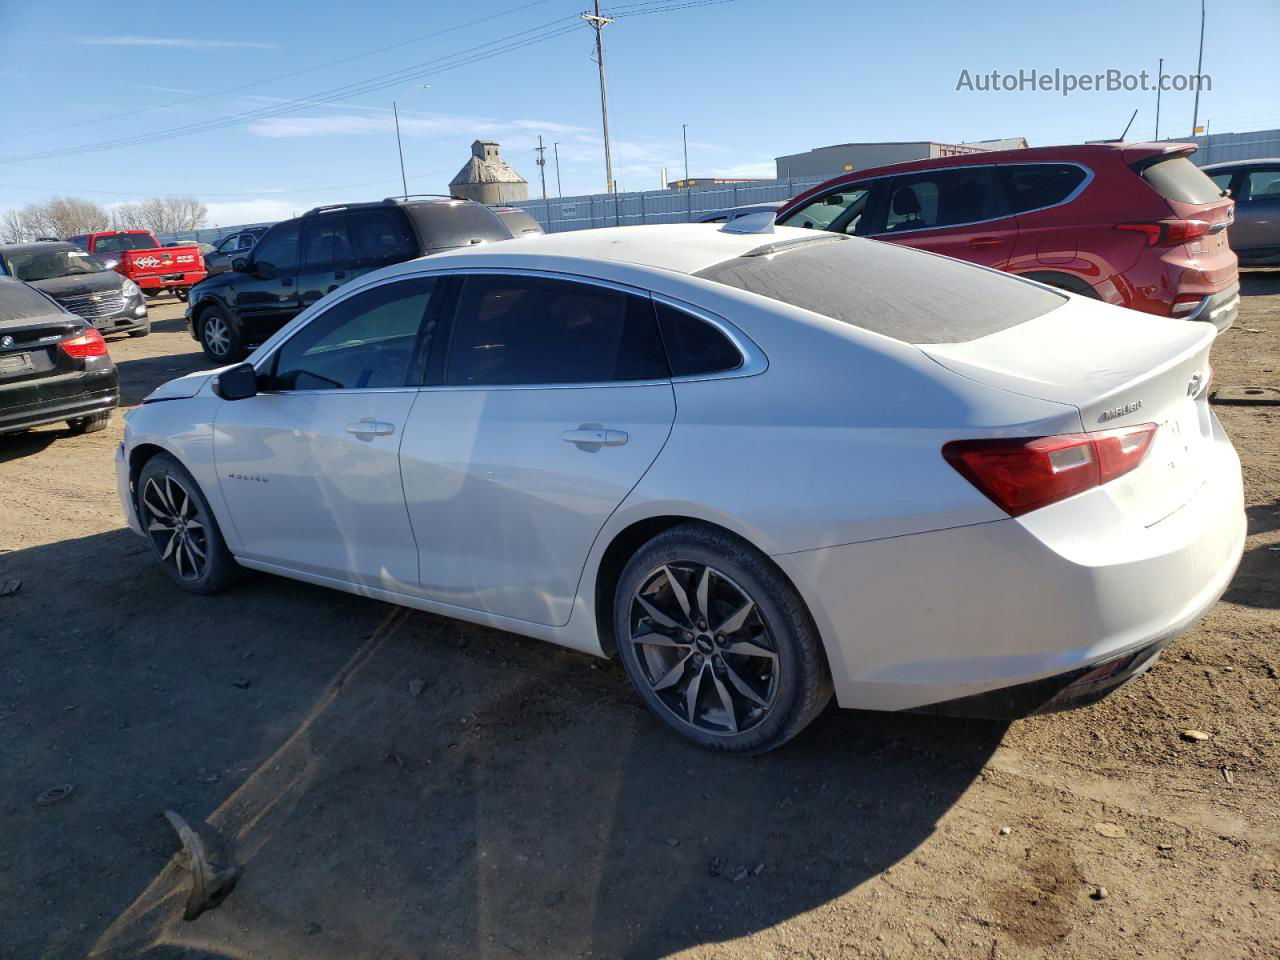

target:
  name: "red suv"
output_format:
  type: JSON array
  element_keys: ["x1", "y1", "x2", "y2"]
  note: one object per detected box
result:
[{"x1": 775, "y1": 142, "x2": 1239, "y2": 331}]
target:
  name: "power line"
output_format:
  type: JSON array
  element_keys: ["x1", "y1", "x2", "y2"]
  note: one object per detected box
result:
[{"x1": 0, "y1": 0, "x2": 561, "y2": 143}]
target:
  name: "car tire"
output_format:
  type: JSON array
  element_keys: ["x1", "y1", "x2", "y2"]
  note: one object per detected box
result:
[
  {"x1": 614, "y1": 522, "x2": 832, "y2": 753},
  {"x1": 128, "y1": 322, "x2": 152, "y2": 338},
  {"x1": 175, "y1": 288, "x2": 189, "y2": 303},
  {"x1": 66, "y1": 411, "x2": 111, "y2": 435},
  {"x1": 198, "y1": 305, "x2": 245, "y2": 363},
  {"x1": 136, "y1": 453, "x2": 241, "y2": 595}
]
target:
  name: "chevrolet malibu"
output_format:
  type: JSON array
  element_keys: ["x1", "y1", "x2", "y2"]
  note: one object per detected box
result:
[{"x1": 116, "y1": 223, "x2": 1245, "y2": 752}]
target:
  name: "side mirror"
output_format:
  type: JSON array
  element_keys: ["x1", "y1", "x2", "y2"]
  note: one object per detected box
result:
[
  {"x1": 231, "y1": 257, "x2": 250, "y2": 273},
  {"x1": 255, "y1": 261, "x2": 277, "y2": 280},
  {"x1": 214, "y1": 362, "x2": 258, "y2": 401}
]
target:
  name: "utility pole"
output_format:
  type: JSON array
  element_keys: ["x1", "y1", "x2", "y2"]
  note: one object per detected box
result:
[
  {"x1": 1155, "y1": 57, "x2": 1163, "y2": 140},
  {"x1": 1191, "y1": 0, "x2": 1205, "y2": 136},
  {"x1": 682, "y1": 123, "x2": 689, "y2": 181},
  {"x1": 553, "y1": 142, "x2": 562, "y2": 197},
  {"x1": 535, "y1": 136, "x2": 548, "y2": 201},
  {"x1": 582, "y1": 1, "x2": 615, "y2": 194}
]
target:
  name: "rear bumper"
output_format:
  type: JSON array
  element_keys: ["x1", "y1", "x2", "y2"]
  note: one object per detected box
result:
[
  {"x1": 775, "y1": 420, "x2": 1245, "y2": 713},
  {"x1": 1175, "y1": 282, "x2": 1239, "y2": 332},
  {"x1": 135, "y1": 271, "x2": 206, "y2": 291},
  {"x1": 0, "y1": 375, "x2": 119, "y2": 435}
]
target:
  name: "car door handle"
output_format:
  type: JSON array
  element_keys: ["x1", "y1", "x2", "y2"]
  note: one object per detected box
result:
[
  {"x1": 334, "y1": 270, "x2": 346, "y2": 280},
  {"x1": 562, "y1": 427, "x2": 628, "y2": 447},
  {"x1": 965, "y1": 236, "x2": 1004, "y2": 248},
  {"x1": 345, "y1": 419, "x2": 396, "y2": 438},
  {"x1": 281, "y1": 278, "x2": 294, "y2": 287}
]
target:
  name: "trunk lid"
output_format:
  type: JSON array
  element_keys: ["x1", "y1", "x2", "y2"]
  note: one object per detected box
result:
[{"x1": 922, "y1": 296, "x2": 1216, "y2": 526}]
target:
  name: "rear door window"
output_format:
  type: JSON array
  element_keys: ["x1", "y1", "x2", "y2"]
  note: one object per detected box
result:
[
  {"x1": 881, "y1": 167, "x2": 1008, "y2": 234},
  {"x1": 1242, "y1": 168, "x2": 1280, "y2": 201},
  {"x1": 1138, "y1": 156, "x2": 1225, "y2": 204},
  {"x1": 301, "y1": 213, "x2": 353, "y2": 267},
  {"x1": 998, "y1": 164, "x2": 1088, "y2": 213},
  {"x1": 348, "y1": 208, "x2": 417, "y2": 264},
  {"x1": 444, "y1": 275, "x2": 668, "y2": 386},
  {"x1": 694, "y1": 236, "x2": 1065, "y2": 344}
]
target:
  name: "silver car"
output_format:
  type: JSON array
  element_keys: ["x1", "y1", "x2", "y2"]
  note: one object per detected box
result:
[{"x1": 1203, "y1": 158, "x2": 1280, "y2": 265}]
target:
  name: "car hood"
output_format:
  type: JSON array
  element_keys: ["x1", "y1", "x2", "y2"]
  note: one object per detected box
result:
[{"x1": 29, "y1": 271, "x2": 123, "y2": 299}]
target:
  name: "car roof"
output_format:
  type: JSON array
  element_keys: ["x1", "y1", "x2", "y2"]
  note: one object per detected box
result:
[
  {"x1": 1201, "y1": 157, "x2": 1280, "y2": 170},
  {"x1": 391, "y1": 223, "x2": 827, "y2": 276},
  {"x1": 0, "y1": 240, "x2": 78, "y2": 254}
]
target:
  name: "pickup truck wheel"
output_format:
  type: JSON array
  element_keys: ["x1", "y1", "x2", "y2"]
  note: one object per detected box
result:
[
  {"x1": 198, "y1": 307, "x2": 245, "y2": 363},
  {"x1": 175, "y1": 288, "x2": 189, "y2": 302}
]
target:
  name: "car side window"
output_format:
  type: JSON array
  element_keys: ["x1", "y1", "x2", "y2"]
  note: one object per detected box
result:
[
  {"x1": 444, "y1": 274, "x2": 668, "y2": 386},
  {"x1": 348, "y1": 208, "x2": 417, "y2": 263},
  {"x1": 301, "y1": 213, "x2": 352, "y2": 267},
  {"x1": 777, "y1": 185, "x2": 870, "y2": 234},
  {"x1": 998, "y1": 164, "x2": 1088, "y2": 214},
  {"x1": 1208, "y1": 172, "x2": 1234, "y2": 195},
  {"x1": 1243, "y1": 169, "x2": 1280, "y2": 202},
  {"x1": 883, "y1": 167, "x2": 1008, "y2": 233},
  {"x1": 654, "y1": 301, "x2": 742, "y2": 377},
  {"x1": 266, "y1": 277, "x2": 436, "y2": 391},
  {"x1": 251, "y1": 221, "x2": 301, "y2": 273},
  {"x1": 239, "y1": 233, "x2": 257, "y2": 250}
]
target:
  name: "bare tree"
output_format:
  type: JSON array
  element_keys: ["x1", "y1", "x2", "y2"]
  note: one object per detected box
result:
[
  {"x1": 0, "y1": 206, "x2": 37, "y2": 243},
  {"x1": 132, "y1": 195, "x2": 208, "y2": 233},
  {"x1": 41, "y1": 196, "x2": 112, "y2": 237},
  {"x1": 111, "y1": 202, "x2": 148, "y2": 231}
]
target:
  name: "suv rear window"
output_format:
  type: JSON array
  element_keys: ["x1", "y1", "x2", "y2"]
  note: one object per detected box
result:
[
  {"x1": 1138, "y1": 156, "x2": 1224, "y2": 205},
  {"x1": 694, "y1": 236, "x2": 1066, "y2": 344},
  {"x1": 0, "y1": 278, "x2": 62, "y2": 322},
  {"x1": 402, "y1": 201, "x2": 513, "y2": 253}
]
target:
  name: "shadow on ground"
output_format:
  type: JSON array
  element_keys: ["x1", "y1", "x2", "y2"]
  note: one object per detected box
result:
[
  {"x1": 0, "y1": 529, "x2": 1004, "y2": 960},
  {"x1": 1223, "y1": 500, "x2": 1280, "y2": 610},
  {"x1": 113, "y1": 350, "x2": 213, "y2": 406},
  {"x1": 1240, "y1": 267, "x2": 1280, "y2": 297}
]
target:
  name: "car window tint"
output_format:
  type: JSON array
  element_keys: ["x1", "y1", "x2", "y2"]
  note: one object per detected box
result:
[
  {"x1": 778, "y1": 186, "x2": 869, "y2": 233},
  {"x1": 883, "y1": 167, "x2": 1008, "y2": 233},
  {"x1": 655, "y1": 301, "x2": 742, "y2": 377},
  {"x1": 999, "y1": 164, "x2": 1087, "y2": 213},
  {"x1": 1208, "y1": 172, "x2": 1234, "y2": 193},
  {"x1": 239, "y1": 233, "x2": 257, "y2": 249},
  {"x1": 270, "y1": 277, "x2": 436, "y2": 391},
  {"x1": 1244, "y1": 169, "x2": 1280, "y2": 201},
  {"x1": 252, "y1": 221, "x2": 300, "y2": 272},
  {"x1": 445, "y1": 275, "x2": 668, "y2": 386},
  {"x1": 301, "y1": 213, "x2": 352, "y2": 267},
  {"x1": 348, "y1": 208, "x2": 417, "y2": 262}
]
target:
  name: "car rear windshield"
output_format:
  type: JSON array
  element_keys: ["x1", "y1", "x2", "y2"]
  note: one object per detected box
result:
[
  {"x1": 0, "y1": 279, "x2": 62, "y2": 322},
  {"x1": 694, "y1": 236, "x2": 1066, "y2": 344},
  {"x1": 403, "y1": 201, "x2": 514, "y2": 252},
  {"x1": 1138, "y1": 155, "x2": 1225, "y2": 205},
  {"x1": 93, "y1": 233, "x2": 157, "y2": 253}
]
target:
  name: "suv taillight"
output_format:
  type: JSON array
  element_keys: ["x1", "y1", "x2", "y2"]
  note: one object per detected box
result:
[
  {"x1": 943, "y1": 424, "x2": 1158, "y2": 517},
  {"x1": 1115, "y1": 219, "x2": 1211, "y2": 247},
  {"x1": 60, "y1": 328, "x2": 109, "y2": 359}
]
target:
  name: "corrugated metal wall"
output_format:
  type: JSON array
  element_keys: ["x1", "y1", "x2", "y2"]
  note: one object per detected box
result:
[
  {"x1": 1179, "y1": 128, "x2": 1280, "y2": 166},
  {"x1": 511, "y1": 177, "x2": 827, "y2": 232}
]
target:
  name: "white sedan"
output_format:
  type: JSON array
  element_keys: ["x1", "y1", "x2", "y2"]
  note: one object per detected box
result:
[{"x1": 116, "y1": 222, "x2": 1245, "y2": 752}]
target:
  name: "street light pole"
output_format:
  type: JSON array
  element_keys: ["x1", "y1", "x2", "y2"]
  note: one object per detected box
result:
[
  {"x1": 682, "y1": 123, "x2": 689, "y2": 181},
  {"x1": 1155, "y1": 56, "x2": 1163, "y2": 140},
  {"x1": 553, "y1": 142, "x2": 563, "y2": 197},
  {"x1": 1190, "y1": 0, "x2": 1205, "y2": 137}
]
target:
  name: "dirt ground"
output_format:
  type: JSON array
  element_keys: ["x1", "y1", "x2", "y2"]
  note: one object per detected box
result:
[{"x1": 1, "y1": 280, "x2": 1277, "y2": 960}]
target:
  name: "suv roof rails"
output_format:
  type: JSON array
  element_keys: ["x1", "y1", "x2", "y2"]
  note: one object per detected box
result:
[{"x1": 383, "y1": 193, "x2": 469, "y2": 203}]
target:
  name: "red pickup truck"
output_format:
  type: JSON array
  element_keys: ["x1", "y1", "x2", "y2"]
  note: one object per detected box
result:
[{"x1": 66, "y1": 230, "x2": 206, "y2": 300}]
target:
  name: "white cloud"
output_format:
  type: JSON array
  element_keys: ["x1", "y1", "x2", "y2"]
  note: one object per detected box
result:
[
  {"x1": 246, "y1": 111, "x2": 592, "y2": 142},
  {"x1": 76, "y1": 36, "x2": 279, "y2": 50}
]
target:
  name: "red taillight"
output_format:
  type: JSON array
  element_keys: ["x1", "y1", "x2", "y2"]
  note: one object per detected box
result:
[
  {"x1": 59, "y1": 328, "x2": 109, "y2": 359},
  {"x1": 943, "y1": 423, "x2": 1158, "y2": 517},
  {"x1": 1115, "y1": 219, "x2": 1210, "y2": 247}
]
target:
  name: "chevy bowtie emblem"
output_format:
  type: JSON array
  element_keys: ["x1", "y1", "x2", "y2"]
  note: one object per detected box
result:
[
  {"x1": 90, "y1": 295, "x2": 101, "y2": 302},
  {"x1": 0, "y1": 335, "x2": 13, "y2": 348}
]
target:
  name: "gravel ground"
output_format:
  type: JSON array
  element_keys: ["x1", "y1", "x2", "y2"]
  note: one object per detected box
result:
[{"x1": 0, "y1": 280, "x2": 1277, "y2": 960}]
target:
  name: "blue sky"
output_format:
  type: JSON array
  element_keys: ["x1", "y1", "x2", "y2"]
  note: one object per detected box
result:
[{"x1": 1, "y1": 0, "x2": 1277, "y2": 228}]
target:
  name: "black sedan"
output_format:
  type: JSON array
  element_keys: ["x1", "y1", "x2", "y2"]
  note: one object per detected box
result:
[
  {"x1": 0, "y1": 241, "x2": 150, "y2": 337},
  {"x1": 0, "y1": 277, "x2": 119, "y2": 437}
]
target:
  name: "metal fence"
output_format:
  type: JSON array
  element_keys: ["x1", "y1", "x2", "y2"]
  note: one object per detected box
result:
[
  {"x1": 154, "y1": 220, "x2": 278, "y2": 246},
  {"x1": 510, "y1": 177, "x2": 828, "y2": 233}
]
